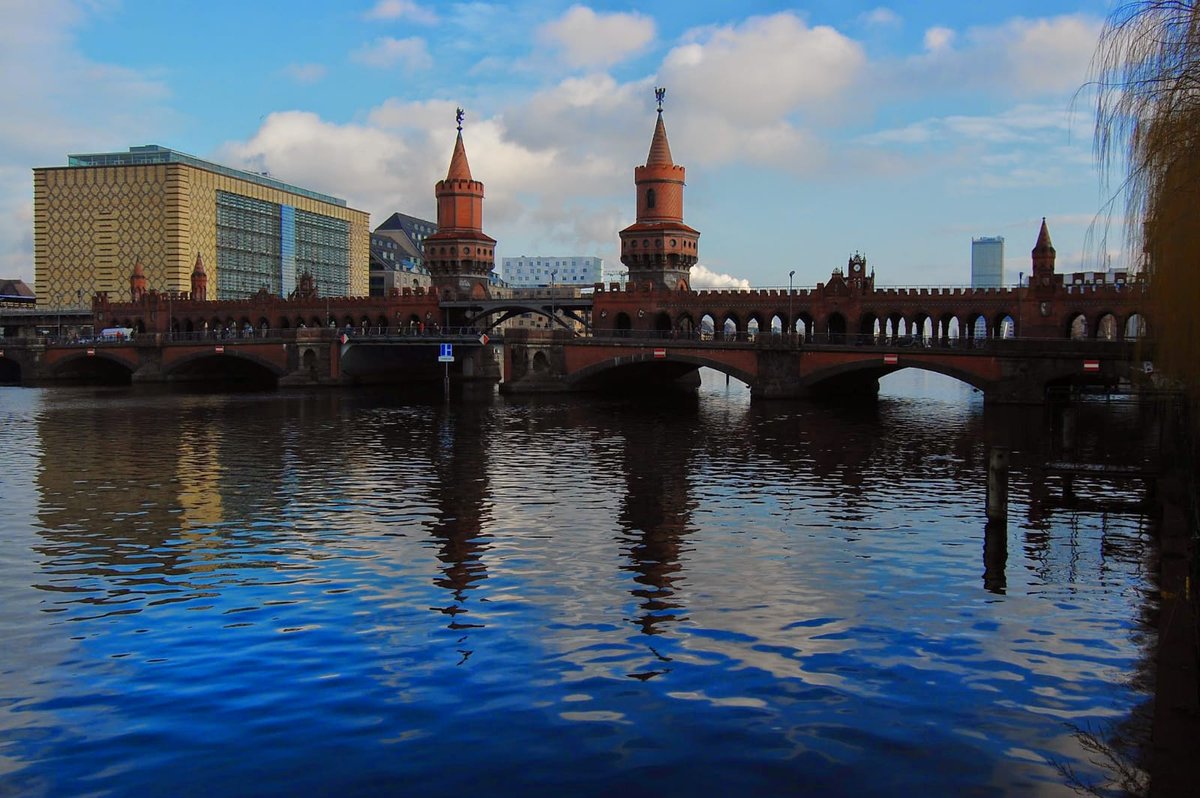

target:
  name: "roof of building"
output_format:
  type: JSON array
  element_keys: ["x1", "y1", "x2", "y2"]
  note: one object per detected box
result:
[
  {"x1": 0, "y1": 278, "x2": 34, "y2": 299},
  {"x1": 1034, "y1": 217, "x2": 1055, "y2": 254},
  {"x1": 377, "y1": 212, "x2": 437, "y2": 234},
  {"x1": 373, "y1": 228, "x2": 425, "y2": 262},
  {"x1": 60, "y1": 145, "x2": 347, "y2": 207},
  {"x1": 646, "y1": 112, "x2": 674, "y2": 167},
  {"x1": 446, "y1": 132, "x2": 473, "y2": 181}
]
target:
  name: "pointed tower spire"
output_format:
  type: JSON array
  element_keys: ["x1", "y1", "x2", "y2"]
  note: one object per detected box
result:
[
  {"x1": 1031, "y1": 217, "x2": 1057, "y2": 286},
  {"x1": 1034, "y1": 217, "x2": 1054, "y2": 253},
  {"x1": 424, "y1": 106, "x2": 497, "y2": 306},
  {"x1": 647, "y1": 86, "x2": 674, "y2": 166},
  {"x1": 190, "y1": 252, "x2": 208, "y2": 301},
  {"x1": 619, "y1": 87, "x2": 699, "y2": 291},
  {"x1": 446, "y1": 107, "x2": 474, "y2": 181}
]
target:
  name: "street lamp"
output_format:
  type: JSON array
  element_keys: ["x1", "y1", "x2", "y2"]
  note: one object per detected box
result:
[
  {"x1": 788, "y1": 270, "x2": 795, "y2": 342},
  {"x1": 550, "y1": 269, "x2": 558, "y2": 331}
]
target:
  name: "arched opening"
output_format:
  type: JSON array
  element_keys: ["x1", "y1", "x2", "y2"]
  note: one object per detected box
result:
[
  {"x1": 770, "y1": 314, "x2": 784, "y2": 335},
  {"x1": 1096, "y1": 313, "x2": 1118, "y2": 340},
  {"x1": 615, "y1": 312, "x2": 632, "y2": 337},
  {"x1": 532, "y1": 351, "x2": 550, "y2": 373},
  {"x1": 971, "y1": 315, "x2": 987, "y2": 339},
  {"x1": 168, "y1": 354, "x2": 279, "y2": 388},
  {"x1": 50, "y1": 354, "x2": 134, "y2": 385},
  {"x1": 1124, "y1": 313, "x2": 1147, "y2": 340},
  {"x1": 0, "y1": 356, "x2": 20, "y2": 384},
  {"x1": 796, "y1": 313, "x2": 813, "y2": 341},
  {"x1": 746, "y1": 318, "x2": 760, "y2": 341},
  {"x1": 377, "y1": 315, "x2": 389, "y2": 330},
  {"x1": 913, "y1": 315, "x2": 933, "y2": 343},
  {"x1": 945, "y1": 316, "x2": 961, "y2": 344},
  {"x1": 700, "y1": 314, "x2": 716, "y2": 340},
  {"x1": 826, "y1": 313, "x2": 847, "y2": 343},
  {"x1": 858, "y1": 313, "x2": 879, "y2": 343},
  {"x1": 994, "y1": 313, "x2": 1016, "y2": 339},
  {"x1": 1068, "y1": 314, "x2": 1088, "y2": 340},
  {"x1": 654, "y1": 312, "x2": 672, "y2": 337},
  {"x1": 722, "y1": 317, "x2": 738, "y2": 341},
  {"x1": 676, "y1": 313, "x2": 696, "y2": 338}
]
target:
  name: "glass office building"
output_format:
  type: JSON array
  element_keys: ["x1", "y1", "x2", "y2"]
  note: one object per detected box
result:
[{"x1": 34, "y1": 145, "x2": 369, "y2": 308}]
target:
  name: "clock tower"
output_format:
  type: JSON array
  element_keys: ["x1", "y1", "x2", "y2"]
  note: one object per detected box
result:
[{"x1": 619, "y1": 88, "x2": 700, "y2": 291}]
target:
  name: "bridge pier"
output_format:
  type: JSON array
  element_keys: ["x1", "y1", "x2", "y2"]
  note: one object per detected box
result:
[{"x1": 749, "y1": 350, "x2": 806, "y2": 400}]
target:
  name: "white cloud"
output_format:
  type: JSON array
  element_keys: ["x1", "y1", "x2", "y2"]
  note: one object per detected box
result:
[
  {"x1": 351, "y1": 36, "x2": 432, "y2": 70},
  {"x1": 859, "y1": 103, "x2": 1077, "y2": 148},
  {"x1": 282, "y1": 63, "x2": 327, "y2": 84},
  {"x1": 884, "y1": 15, "x2": 1102, "y2": 97},
  {"x1": 923, "y1": 26, "x2": 954, "y2": 52},
  {"x1": 654, "y1": 13, "x2": 863, "y2": 170},
  {"x1": 664, "y1": 14, "x2": 864, "y2": 124},
  {"x1": 0, "y1": 0, "x2": 175, "y2": 283},
  {"x1": 861, "y1": 8, "x2": 901, "y2": 28},
  {"x1": 537, "y1": 5, "x2": 655, "y2": 68},
  {"x1": 691, "y1": 264, "x2": 751, "y2": 290},
  {"x1": 362, "y1": 0, "x2": 437, "y2": 24}
]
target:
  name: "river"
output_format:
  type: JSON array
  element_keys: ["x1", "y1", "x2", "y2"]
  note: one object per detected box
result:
[{"x1": 0, "y1": 370, "x2": 1159, "y2": 796}]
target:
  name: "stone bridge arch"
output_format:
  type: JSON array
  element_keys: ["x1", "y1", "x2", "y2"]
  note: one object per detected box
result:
[
  {"x1": 45, "y1": 350, "x2": 136, "y2": 383},
  {"x1": 162, "y1": 350, "x2": 287, "y2": 383},
  {"x1": 802, "y1": 357, "x2": 992, "y2": 395},
  {"x1": 567, "y1": 352, "x2": 756, "y2": 391},
  {"x1": 0, "y1": 352, "x2": 23, "y2": 383}
]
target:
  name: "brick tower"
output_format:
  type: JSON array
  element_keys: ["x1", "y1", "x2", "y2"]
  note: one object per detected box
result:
[
  {"x1": 129, "y1": 258, "x2": 147, "y2": 301},
  {"x1": 619, "y1": 88, "x2": 699, "y2": 291},
  {"x1": 1031, "y1": 217, "x2": 1056, "y2": 287},
  {"x1": 190, "y1": 252, "x2": 207, "y2": 301},
  {"x1": 423, "y1": 108, "x2": 497, "y2": 305}
]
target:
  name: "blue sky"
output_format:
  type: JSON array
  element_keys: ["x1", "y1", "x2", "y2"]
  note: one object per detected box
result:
[{"x1": 1, "y1": 0, "x2": 1126, "y2": 290}]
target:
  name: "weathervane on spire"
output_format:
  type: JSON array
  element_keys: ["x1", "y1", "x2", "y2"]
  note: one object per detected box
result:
[
  {"x1": 455, "y1": 107, "x2": 464, "y2": 132},
  {"x1": 654, "y1": 86, "x2": 666, "y2": 113}
]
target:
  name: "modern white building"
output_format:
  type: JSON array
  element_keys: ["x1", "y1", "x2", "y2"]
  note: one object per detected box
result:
[
  {"x1": 501, "y1": 255, "x2": 603, "y2": 287},
  {"x1": 971, "y1": 236, "x2": 1005, "y2": 288}
]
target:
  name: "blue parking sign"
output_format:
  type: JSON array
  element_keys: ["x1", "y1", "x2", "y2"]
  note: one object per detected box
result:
[{"x1": 438, "y1": 343, "x2": 454, "y2": 362}]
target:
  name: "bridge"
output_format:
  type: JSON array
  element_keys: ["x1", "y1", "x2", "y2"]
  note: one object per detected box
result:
[
  {"x1": 501, "y1": 330, "x2": 1147, "y2": 403},
  {"x1": 0, "y1": 232, "x2": 1153, "y2": 403},
  {"x1": 0, "y1": 260, "x2": 1154, "y2": 403}
]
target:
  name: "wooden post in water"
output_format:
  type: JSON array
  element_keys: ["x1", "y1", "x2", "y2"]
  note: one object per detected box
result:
[
  {"x1": 986, "y1": 446, "x2": 1009, "y2": 522},
  {"x1": 984, "y1": 446, "x2": 1009, "y2": 593}
]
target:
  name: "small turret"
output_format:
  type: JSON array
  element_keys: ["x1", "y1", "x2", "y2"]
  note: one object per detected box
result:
[
  {"x1": 1031, "y1": 217, "x2": 1056, "y2": 286},
  {"x1": 130, "y1": 258, "x2": 147, "y2": 301},
  {"x1": 190, "y1": 252, "x2": 207, "y2": 301}
]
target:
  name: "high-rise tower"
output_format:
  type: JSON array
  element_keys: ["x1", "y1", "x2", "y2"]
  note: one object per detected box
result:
[
  {"x1": 619, "y1": 88, "x2": 699, "y2": 291},
  {"x1": 424, "y1": 108, "x2": 497, "y2": 301}
]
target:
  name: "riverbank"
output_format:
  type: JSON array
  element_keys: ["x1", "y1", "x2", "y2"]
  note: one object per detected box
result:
[{"x1": 1149, "y1": 399, "x2": 1199, "y2": 797}]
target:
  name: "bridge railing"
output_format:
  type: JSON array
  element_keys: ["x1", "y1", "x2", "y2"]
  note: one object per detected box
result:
[
  {"x1": 583, "y1": 330, "x2": 1144, "y2": 351},
  {"x1": 36, "y1": 325, "x2": 496, "y2": 346}
]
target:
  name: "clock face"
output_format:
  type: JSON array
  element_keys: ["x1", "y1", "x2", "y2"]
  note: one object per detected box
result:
[{"x1": 852, "y1": 262, "x2": 862, "y2": 273}]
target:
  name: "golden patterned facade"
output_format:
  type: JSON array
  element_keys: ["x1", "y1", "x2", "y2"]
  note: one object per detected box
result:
[{"x1": 33, "y1": 154, "x2": 369, "y2": 309}]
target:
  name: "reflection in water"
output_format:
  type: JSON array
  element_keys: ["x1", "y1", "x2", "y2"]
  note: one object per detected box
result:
[
  {"x1": 617, "y1": 400, "x2": 696, "y2": 638},
  {"x1": 0, "y1": 370, "x2": 1164, "y2": 797},
  {"x1": 425, "y1": 400, "x2": 492, "y2": 641}
]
